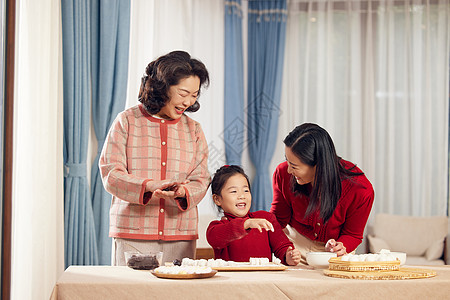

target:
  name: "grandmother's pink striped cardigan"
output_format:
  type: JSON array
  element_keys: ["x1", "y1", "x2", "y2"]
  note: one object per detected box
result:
[{"x1": 99, "y1": 104, "x2": 210, "y2": 241}]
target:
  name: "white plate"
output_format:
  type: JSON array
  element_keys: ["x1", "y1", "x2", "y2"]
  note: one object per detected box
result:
[{"x1": 151, "y1": 270, "x2": 217, "y2": 279}]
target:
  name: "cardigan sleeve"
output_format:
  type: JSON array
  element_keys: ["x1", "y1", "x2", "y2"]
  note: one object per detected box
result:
[
  {"x1": 206, "y1": 218, "x2": 249, "y2": 249},
  {"x1": 265, "y1": 212, "x2": 294, "y2": 265},
  {"x1": 270, "y1": 164, "x2": 292, "y2": 229},
  {"x1": 99, "y1": 113, "x2": 151, "y2": 205},
  {"x1": 181, "y1": 122, "x2": 211, "y2": 211},
  {"x1": 336, "y1": 186, "x2": 375, "y2": 253}
]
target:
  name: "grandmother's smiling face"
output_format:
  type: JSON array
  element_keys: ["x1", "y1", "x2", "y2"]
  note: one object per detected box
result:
[{"x1": 156, "y1": 75, "x2": 200, "y2": 120}]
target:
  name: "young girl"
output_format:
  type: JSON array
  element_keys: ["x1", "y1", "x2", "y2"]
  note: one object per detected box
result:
[{"x1": 206, "y1": 165, "x2": 301, "y2": 266}]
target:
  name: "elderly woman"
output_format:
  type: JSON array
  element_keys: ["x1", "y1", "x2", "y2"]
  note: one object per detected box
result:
[{"x1": 100, "y1": 51, "x2": 211, "y2": 265}]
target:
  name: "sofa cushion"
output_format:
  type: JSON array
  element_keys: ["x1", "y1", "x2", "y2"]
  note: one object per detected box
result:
[
  {"x1": 367, "y1": 235, "x2": 390, "y2": 253},
  {"x1": 372, "y1": 214, "x2": 448, "y2": 257},
  {"x1": 425, "y1": 238, "x2": 445, "y2": 261},
  {"x1": 405, "y1": 255, "x2": 445, "y2": 266}
]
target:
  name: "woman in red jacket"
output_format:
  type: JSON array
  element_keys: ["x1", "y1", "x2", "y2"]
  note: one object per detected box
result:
[{"x1": 270, "y1": 123, "x2": 374, "y2": 265}]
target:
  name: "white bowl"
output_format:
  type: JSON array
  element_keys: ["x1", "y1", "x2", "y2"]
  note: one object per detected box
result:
[
  {"x1": 306, "y1": 251, "x2": 337, "y2": 268},
  {"x1": 390, "y1": 252, "x2": 407, "y2": 265}
]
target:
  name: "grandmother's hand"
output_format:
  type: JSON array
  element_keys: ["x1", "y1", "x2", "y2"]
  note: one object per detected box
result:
[
  {"x1": 146, "y1": 179, "x2": 189, "y2": 201},
  {"x1": 145, "y1": 179, "x2": 186, "y2": 193}
]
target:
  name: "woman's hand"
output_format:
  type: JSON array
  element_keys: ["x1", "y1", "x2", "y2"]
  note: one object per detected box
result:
[
  {"x1": 285, "y1": 246, "x2": 301, "y2": 266},
  {"x1": 153, "y1": 185, "x2": 187, "y2": 200},
  {"x1": 325, "y1": 239, "x2": 347, "y2": 256},
  {"x1": 146, "y1": 179, "x2": 189, "y2": 202},
  {"x1": 244, "y1": 218, "x2": 274, "y2": 233},
  {"x1": 145, "y1": 179, "x2": 182, "y2": 193}
]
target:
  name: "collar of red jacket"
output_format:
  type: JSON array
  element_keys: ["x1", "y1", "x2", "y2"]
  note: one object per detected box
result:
[{"x1": 223, "y1": 212, "x2": 251, "y2": 220}]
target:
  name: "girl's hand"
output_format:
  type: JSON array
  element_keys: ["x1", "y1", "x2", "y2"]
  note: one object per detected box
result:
[
  {"x1": 244, "y1": 218, "x2": 274, "y2": 233},
  {"x1": 285, "y1": 246, "x2": 301, "y2": 266},
  {"x1": 325, "y1": 239, "x2": 347, "y2": 256}
]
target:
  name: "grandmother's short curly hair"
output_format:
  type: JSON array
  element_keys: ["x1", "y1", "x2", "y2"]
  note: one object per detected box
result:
[{"x1": 138, "y1": 51, "x2": 210, "y2": 114}]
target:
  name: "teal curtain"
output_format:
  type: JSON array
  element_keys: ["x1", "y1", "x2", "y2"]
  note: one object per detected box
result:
[
  {"x1": 90, "y1": 0, "x2": 130, "y2": 265},
  {"x1": 247, "y1": 0, "x2": 287, "y2": 211},
  {"x1": 61, "y1": 0, "x2": 98, "y2": 266},
  {"x1": 224, "y1": 0, "x2": 245, "y2": 165}
]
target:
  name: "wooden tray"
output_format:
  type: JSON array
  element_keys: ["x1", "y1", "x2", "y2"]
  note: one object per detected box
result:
[
  {"x1": 328, "y1": 257, "x2": 400, "y2": 272},
  {"x1": 151, "y1": 270, "x2": 217, "y2": 279},
  {"x1": 323, "y1": 267, "x2": 436, "y2": 280},
  {"x1": 212, "y1": 263, "x2": 288, "y2": 271}
]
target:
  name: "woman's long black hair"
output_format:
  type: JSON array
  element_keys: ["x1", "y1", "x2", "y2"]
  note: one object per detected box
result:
[{"x1": 284, "y1": 123, "x2": 362, "y2": 222}]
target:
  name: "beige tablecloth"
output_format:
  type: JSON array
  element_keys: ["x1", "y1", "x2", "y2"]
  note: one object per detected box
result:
[{"x1": 50, "y1": 265, "x2": 450, "y2": 300}]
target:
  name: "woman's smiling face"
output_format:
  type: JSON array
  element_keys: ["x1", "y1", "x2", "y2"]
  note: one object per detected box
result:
[
  {"x1": 213, "y1": 174, "x2": 251, "y2": 217},
  {"x1": 285, "y1": 146, "x2": 316, "y2": 186},
  {"x1": 156, "y1": 75, "x2": 200, "y2": 120}
]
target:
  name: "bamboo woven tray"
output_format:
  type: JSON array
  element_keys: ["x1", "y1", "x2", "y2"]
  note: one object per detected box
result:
[
  {"x1": 323, "y1": 267, "x2": 436, "y2": 280},
  {"x1": 328, "y1": 257, "x2": 400, "y2": 272}
]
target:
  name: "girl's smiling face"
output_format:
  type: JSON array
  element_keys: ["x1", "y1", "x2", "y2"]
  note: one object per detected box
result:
[
  {"x1": 156, "y1": 75, "x2": 200, "y2": 120},
  {"x1": 213, "y1": 174, "x2": 251, "y2": 217},
  {"x1": 285, "y1": 146, "x2": 316, "y2": 186}
]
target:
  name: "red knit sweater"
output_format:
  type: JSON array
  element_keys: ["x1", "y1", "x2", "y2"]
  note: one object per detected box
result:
[
  {"x1": 206, "y1": 211, "x2": 294, "y2": 264},
  {"x1": 270, "y1": 160, "x2": 374, "y2": 253}
]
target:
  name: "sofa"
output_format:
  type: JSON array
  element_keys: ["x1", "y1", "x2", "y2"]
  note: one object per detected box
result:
[{"x1": 366, "y1": 213, "x2": 449, "y2": 265}]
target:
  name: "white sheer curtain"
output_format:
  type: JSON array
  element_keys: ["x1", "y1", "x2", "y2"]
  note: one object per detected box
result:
[
  {"x1": 12, "y1": 0, "x2": 64, "y2": 299},
  {"x1": 273, "y1": 0, "x2": 449, "y2": 217},
  {"x1": 126, "y1": 0, "x2": 225, "y2": 247}
]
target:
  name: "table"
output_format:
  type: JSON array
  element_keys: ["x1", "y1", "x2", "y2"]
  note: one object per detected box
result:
[{"x1": 50, "y1": 265, "x2": 450, "y2": 299}]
